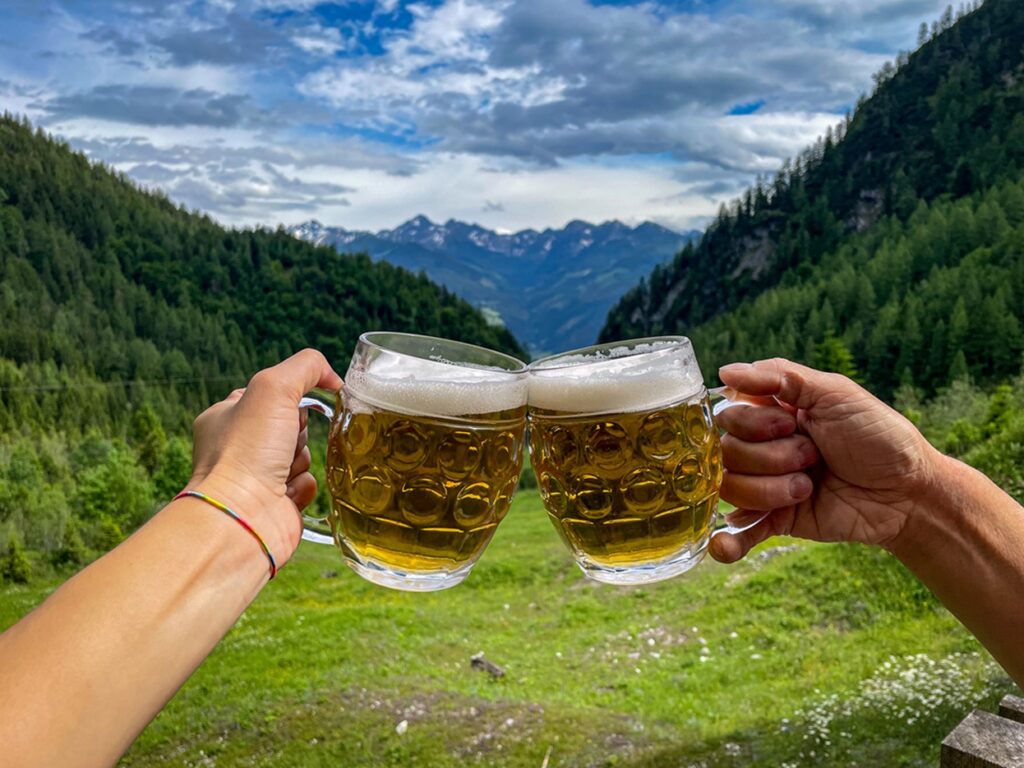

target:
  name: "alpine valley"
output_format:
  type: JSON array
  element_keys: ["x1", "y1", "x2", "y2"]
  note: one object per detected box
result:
[{"x1": 289, "y1": 216, "x2": 698, "y2": 357}]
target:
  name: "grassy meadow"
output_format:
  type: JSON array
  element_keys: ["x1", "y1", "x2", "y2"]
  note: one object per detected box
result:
[{"x1": 0, "y1": 492, "x2": 1014, "y2": 767}]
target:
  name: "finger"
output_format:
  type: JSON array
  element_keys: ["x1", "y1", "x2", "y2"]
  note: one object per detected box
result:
[
  {"x1": 715, "y1": 404, "x2": 797, "y2": 442},
  {"x1": 709, "y1": 507, "x2": 797, "y2": 563},
  {"x1": 227, "y1": 388, "x2": 246, "y2": 402},
  {"x1": 286, "y1": 472, "x2": 318, "y2": 510},
  {"x1": 722, "y1": 433, "x2": 819, "y2": 475},
  {"x1": 721, "y1": 470, "x2": 813, "y2": 511},
  {"x1": 248, "y1": 348, "x2": 343, "y2": 401},
  {"x1": 718, "y1": 358, "x2": 854, "y2": 410},
  {"x1": 288, "y1": 446, "x2": 312, "y2": 481},
  {"x1": 293, "y1": 426, "x2": 309, "y2": 460}
]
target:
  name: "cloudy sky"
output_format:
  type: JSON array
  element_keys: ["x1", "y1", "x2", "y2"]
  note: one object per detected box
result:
[{"x1": 0, "y1": 0, "x2": 950, "y2": 232}]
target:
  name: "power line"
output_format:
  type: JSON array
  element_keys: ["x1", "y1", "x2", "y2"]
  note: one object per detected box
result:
[{"x1": 0, "y1": 375, "x2": 244, "y2": 393}]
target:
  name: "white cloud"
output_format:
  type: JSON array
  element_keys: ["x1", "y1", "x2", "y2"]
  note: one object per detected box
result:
[
  {"x1": 0, "y1": 0, "x2": 951, "y2": 232},
  {"x1": 261, "y1": 147, "x2": 790, "y2": 234},
  {"x1": 300, "y1": 0, "x2": 567, "y2": 117},
  {"x1": 291, "y1": 24, "x2": 345, "y2": 56}
]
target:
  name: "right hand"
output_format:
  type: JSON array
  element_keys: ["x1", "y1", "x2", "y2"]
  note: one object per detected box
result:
[
  {"x1": 187, "y1": 349, "x2": 343, "y2": 565},
  {"x1": 709, "y1": 358, "x2": 945, "y2": 563}
]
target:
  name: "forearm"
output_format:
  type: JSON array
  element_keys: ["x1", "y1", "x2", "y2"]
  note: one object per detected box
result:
[
  {"x1": 891, "y1": 452, "x2": 1024, "y2": 686},
  {"x1": 0, "y1": 497, "x2": 269, "y2": 768}
]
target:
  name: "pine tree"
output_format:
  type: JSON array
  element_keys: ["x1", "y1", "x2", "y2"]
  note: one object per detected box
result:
[
  {"x1": 949, "y1": 350, "x2": 970, "y2": 382},
  {"x1": 812, "y1": 335, "x2": 860, "y2": 381}
]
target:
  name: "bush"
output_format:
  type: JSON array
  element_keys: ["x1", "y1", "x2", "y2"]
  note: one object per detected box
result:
[
  {"x1": 2, "y1": 533, "x2": 31, "y2": 583},
  {"x1": 153, "y1": 436, "x2": 193, "y2": 500},
  {"x1": 75, "y1": 440, "x2": 156, "y2": 529},
  {"x1": 518, "y1": 462, "x2": 537, "y2": 490},
  {"x1": 93, "y1": 516, "x2": 124, "y2": 553},
  {"x1": 52, "y1": 519, "x2": 89, "y2": 569}
]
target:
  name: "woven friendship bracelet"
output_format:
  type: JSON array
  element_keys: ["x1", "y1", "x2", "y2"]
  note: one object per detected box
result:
[{"x1": 174, "y1": 490, "x2": 278, "y2": 579}]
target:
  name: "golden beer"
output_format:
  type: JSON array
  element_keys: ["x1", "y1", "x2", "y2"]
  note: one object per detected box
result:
[
  {"x1": 325, "y1": 399, "x2": 525, "y2": 576},
  {"x1": 528, "y1": 337, "x2": 723, "y2": 584},
  {"x1": 301, "y1": 332, "x2": 528, "y2": 591}
]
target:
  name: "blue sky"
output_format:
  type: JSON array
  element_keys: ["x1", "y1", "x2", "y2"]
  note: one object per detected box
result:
[{"x1": 0, "y1": 0, "x2": 952, "y2": 232}]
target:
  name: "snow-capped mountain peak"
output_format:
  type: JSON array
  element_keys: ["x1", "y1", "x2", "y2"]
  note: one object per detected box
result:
[{"x1": 287, "y1": 215, "x2": 698, "y2": 354}]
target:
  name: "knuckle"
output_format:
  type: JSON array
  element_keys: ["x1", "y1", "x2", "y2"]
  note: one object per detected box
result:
[
  {"x1": 248, "y1": 368, "x2": 282, "y2": 392},
  {"x1": 823, "y1": 371, "x2": 850, "y2": 388},
  {"x1": 756, "y1": 357, "x2": 788, "y2": 373},
  {"x1": 298, "y1": 347, "x2": 326, "y2": 365}
]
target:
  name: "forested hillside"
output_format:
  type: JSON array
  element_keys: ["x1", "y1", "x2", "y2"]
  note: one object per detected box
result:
[
  {"x1": 0, "y1": 115, "x2": 524, "y2": 573},
  {"x1": 691, "y1": 182, "x2": 1024, "y2": 399},
  {"x1": 601, "y1": 0, "x2": 1024, "y2": 402}
]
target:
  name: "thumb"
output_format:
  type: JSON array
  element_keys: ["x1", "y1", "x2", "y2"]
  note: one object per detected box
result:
[
  {"x1": 247, "y1": 348, "x2": 343, "y2": 402},
  {"x1": 718, "y1": 358, "x2": 848, "y2": 412},
  {"x1": 708, "y1": 507, "x2": 795, "y2": 563}
]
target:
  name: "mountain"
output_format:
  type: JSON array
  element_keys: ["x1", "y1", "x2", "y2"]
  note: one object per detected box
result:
[
  {"x1": 600, "y1": 0, "x2": 1024, "y2": 399},
  {"x1": 0, "y1": 113, "x2": 525, "y2": 436},
  {"x1": 290, "y1": 216, "x2": 698, "y2": 356}
]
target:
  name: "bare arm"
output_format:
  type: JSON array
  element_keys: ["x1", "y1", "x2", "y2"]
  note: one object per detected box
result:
[
  {"x1": 711, "y1": 358, "x2": 1024, "y2": 687},
  {"x1": 0, "y1": 349, "x2": 342, "y2": 768},
  {"x1": 892, "y1": 454, "x2": 1024, "y2": 685}
]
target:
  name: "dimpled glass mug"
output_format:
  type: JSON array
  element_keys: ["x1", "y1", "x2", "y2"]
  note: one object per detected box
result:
[
  {"x1": 527, "y1": 336, "x2": 765, "y2": 585},
  {"x1": 300, "y1": 332, "x2": 529, "y2": 591}
]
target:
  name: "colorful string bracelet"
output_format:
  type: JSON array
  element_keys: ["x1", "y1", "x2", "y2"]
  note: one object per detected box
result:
[{"x1": 174, "y1": 490, "x2": 278, "y2": 579}]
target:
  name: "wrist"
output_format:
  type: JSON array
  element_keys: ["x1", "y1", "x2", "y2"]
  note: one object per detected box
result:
[
  {"x1": 886, "y1": 446, "x2": 971, "y2": 562},
  {"x1": 186, "y1": 468, "x2": 300, "y2": 569}
]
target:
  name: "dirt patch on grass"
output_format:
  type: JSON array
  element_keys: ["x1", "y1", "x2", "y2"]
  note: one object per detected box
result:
[{"x1": 250, "y1": 685, "x2": 656, "y2": 766}]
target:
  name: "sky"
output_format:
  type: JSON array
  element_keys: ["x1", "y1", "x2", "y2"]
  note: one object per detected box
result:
[{"x1": 0, "y1": 0, "x2": 952, "y2": 233}]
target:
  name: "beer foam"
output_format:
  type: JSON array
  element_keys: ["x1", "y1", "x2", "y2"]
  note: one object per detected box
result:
[
  {"x1": 528, "y1": 344, "x2": 704, "y2": 414},
  {"x1": 346, "y1": 355, "x2": 527, "y2": 417}
]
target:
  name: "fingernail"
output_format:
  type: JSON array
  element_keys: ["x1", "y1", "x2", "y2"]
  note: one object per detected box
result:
[
  {"x1": 719, "y1": 362, "x2": 753, "y2": 374},
  {"x1": 790, "y1": 474, "x2": 813, "y2": 500}
]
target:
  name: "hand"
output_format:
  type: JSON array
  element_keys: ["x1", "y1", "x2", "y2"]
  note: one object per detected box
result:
[
  {"x1": 187, "y1": 349, "x2": 342, "y2": 565},
  {"x1": 709, "y1": 358, "x2": 943, "y2": 563}
]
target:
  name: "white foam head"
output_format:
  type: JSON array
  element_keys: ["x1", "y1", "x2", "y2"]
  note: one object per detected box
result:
[
  {"x1": 528, "y1": 339, "x2": 704, "y2": 414},
  {"x1": 346, "y1": 353, "x2": 527, "y2": 417}
]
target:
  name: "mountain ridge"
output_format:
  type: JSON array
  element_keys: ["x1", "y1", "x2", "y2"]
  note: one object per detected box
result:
[
  {"x1": 600, "y1": 0, "x2": 1024, "y2": 355},
  {"x1": 290, "y1": 216, "x2": 698, "y2": 355}
]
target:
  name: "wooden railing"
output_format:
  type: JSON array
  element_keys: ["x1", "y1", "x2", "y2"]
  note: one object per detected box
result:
[{"x1": 941, "y1": 695, "x2": 1024, "y2": 766}]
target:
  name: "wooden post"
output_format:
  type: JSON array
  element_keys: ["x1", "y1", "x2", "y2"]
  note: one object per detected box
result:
[
  {"x1": 998, "y1": 694, "x2": 1024, "y2": 725},
  {"x1": 940, "y1": 709, "x2": 1024, "y2": 767}
]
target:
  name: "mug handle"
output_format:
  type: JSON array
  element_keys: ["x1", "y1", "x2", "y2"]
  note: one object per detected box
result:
[
  {"x1": 298, "y1": 390, "x2": 339, "y2": 546},
  {"x1": 707, "y1": 386, "x2": 770, "y2": 539}
]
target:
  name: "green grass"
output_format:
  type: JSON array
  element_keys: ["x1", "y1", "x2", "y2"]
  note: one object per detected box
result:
[{"x1": 0, "y1": 493, "x2": 1014, "y2": 767}]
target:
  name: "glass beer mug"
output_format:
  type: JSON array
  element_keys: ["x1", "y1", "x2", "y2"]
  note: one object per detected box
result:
[
  {"x1": 527, "y1": 336, "x2": 765, "y2": 585},
  {"x1": 300, "y1": 332, "x2": 529, "y2": 591}
]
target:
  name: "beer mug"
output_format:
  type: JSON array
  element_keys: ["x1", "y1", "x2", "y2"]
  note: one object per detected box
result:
[
  {"x1": 300, "y1": 332, "x2": 529, "y2": 591},
  {"x1": 527, "y1": 336, "x2": 765, "y2": 585}
]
